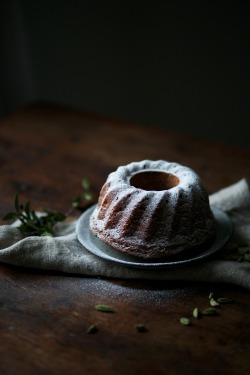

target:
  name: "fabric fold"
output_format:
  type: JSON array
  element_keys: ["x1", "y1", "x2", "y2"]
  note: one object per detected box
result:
[{"x1": 0, "y1": 179, "x2": 250, "y2": 289}]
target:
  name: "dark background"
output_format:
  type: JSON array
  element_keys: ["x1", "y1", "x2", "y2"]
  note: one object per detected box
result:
[{"x1": 1, "y1": 0, "x2": 249, "y2": 148}]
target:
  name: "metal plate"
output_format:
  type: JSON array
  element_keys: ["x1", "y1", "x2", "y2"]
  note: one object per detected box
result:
[{"x1": 76, "y1": 205, "x2": 233, "y2": 269}]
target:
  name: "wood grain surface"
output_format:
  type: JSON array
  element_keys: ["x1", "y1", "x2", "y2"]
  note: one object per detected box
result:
[{"x1": 0, "y1": 104, "x2": 249, "y2": 375}]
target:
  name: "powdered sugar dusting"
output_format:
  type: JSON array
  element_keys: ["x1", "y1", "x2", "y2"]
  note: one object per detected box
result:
[{"x1": 90, "y1": 160, "x2": 216, "y2": 259}]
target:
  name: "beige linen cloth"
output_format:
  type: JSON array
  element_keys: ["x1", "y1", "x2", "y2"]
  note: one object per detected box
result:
[{"x1": 0, "y1": 179, "x2": 250, "y2": 289}]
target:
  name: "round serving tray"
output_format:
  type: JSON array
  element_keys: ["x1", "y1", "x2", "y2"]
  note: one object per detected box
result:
[{"x1": 76, "y1": 205, "x2": 233, "y2": 269}]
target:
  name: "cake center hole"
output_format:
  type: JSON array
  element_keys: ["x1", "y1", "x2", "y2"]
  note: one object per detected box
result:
[{"x1": 130, "y1": 171, "x2": 180, "y2": 191}]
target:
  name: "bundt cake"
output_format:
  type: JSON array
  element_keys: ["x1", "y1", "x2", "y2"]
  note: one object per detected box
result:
[{"x1": 89, "y1": 160, "x2": 216, "y2": 259}]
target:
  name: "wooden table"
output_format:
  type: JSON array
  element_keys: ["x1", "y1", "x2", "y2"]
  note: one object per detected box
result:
[{"x1": 0, "y1": 105, "x2": 249, "y2": 375}]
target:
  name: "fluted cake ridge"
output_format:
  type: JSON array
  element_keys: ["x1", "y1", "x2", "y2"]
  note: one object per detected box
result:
[{"x1": 90, "y1": 160, "x2": 216, "y2": 259}]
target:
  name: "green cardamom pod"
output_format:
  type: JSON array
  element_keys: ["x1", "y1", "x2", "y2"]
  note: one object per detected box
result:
[
  {"x1": 180, "y1": 317, "x2": 191, "y2": 325},
  {"x1": 210, "y1": 298, "x2": 220, "y2": 307},
  {"x1": 135, "y1": 324, "x2": 148, "y2": 332},
  {"x1": 217, "y1": 297, "x2": 232, "y2": 304},
  {"x1": 202, "y1": 307, "x2": 218, "y2": 316},
  {"x1": 87, "y1": 324, "x2": 98, "y2": 334},
  {"x1": 193, "y1": 307, "x2": 200, "y2": 319},
  {"x1": 95, "y1": 304, "x2": 115, "y2": 313}
]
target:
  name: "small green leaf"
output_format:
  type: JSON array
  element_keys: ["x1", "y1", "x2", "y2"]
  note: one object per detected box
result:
[
  {"x1": 83, "y1": 192, "x2": 93, "y2": 201},
  {"x1": 41, "y1": 231, "x2": 53, "y2": 237},
  {"x1": 53, "y1": 213, "x2": 66, "y2": 221},
  {"x1": 31, "y1": 210, "x2": 39, "y2": 220},
  {"x1": 24, "y1": 201, "x2": 30, "y2": 217},
  {"x1": 72, "y1": 196, "x2": 81, "y2": 208},
  {"x1": 82, "y1": 178, "x2": 91, "y2": 190},
  {"x1": 2, "y1": 212, "x2": 18, "y2": 221}
]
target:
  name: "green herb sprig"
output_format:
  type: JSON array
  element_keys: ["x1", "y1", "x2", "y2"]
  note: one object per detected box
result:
[
  {"x1": 72, "y1": 178, "x2": 93, "y2": 210},
  {"x1": 2, "y1": 177, "x2": 94, "y2": 237},
  {"x1": 2, "y1": 194, "x2": 66, "y2": 237}
]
